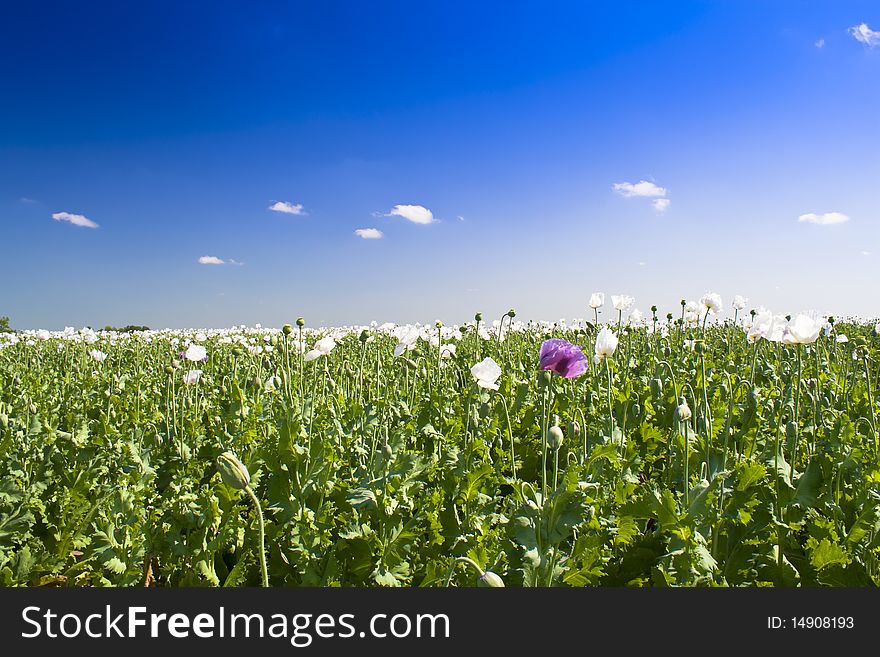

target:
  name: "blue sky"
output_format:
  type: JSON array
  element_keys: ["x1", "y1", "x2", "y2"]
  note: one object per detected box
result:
[{"x1": 2, "y1": 1, "x2": 878, "y2": 329}]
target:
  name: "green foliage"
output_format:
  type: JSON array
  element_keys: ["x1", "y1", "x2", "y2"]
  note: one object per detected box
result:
[{"x1": 1, "y1": 318, "x2": 879, "y2": 587}]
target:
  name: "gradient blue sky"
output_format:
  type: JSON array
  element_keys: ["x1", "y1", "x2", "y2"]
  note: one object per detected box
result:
[{"x1": 2, "y1": 1, "x2": 878, "y2": 329}]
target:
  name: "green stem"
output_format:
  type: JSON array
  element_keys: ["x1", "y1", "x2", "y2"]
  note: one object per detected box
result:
[{"x1": 244, "y1": 484, "x2": 268, "y2": 587}]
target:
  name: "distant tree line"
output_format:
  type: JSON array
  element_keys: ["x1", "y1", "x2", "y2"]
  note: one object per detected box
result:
[
  {"x1": 0, "y1": 316, "x2": 12, "y2": 333},
  {"x1": 102, "y1": 325, "x2": 151, "y2": 332}
]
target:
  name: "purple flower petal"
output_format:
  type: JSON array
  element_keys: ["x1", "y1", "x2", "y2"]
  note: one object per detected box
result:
[{"x1": 539, "y1": 338, "x2": 588, "y2": 378}]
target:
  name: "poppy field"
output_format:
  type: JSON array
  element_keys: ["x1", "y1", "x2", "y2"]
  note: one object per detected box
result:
[{"x1": 2, "y1": 295, "x2": 880, "y2": 587}]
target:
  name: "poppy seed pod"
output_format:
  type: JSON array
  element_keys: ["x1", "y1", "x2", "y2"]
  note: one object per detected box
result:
[
  {"x1": 547, "y1": 425, "x2": 564, "y2": 449},
  {"x1": 666, "y1": 313, "x2": 673, "y2": 321},
  {"x1": 474, "y1": 312, "x2": 482, "y2": 322},
  {"x1": 674, "y1": 398, "x2": 692, "y2": 423},
  {"x1": 651, "y1": 305, "x2": 657, "y2": 313},
  {"x1": 507, "y1": 308, "x2": 516, "y2": 318},
  {"x1": 435, "y1": 320, "x2": 443, "y2": 328},
  {"x1": 359, "y1": 329, "x2": 369, "y2": 343},
  {"x1": 477, "y1": 570, "x2": 505, "y2": 587},
  {"x1": 282, "y1": 323, "x2": 293, "y2": 335},
  {"x1": 217, "y1": 451, "x2": 251, "y2": 490},
  {"x1": 296, "y1": 317, "x2": 305, "y2": 327}
]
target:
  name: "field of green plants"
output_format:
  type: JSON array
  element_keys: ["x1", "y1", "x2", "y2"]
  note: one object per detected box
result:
[{"x1": 2, "y1": 296, "x2": 880, "y2": 587}]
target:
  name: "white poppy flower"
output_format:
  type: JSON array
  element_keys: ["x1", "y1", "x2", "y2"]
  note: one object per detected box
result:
[
  {"x1": 611, "y1": 295, "x2": 635, "y2": 312},
  {"x1": 836, "y1": 334, "x2": 848, "y2": 343},
  {"x1": 89, "y1": 349, "x2": 107, "y2": 362},
  {"x1": 304, "y1": 336, "x2": 336, "y2": 361},
  {"x1": 700, "y1": 292, "x2": 724, "y2": 315},
  {"x1": 783, "y1": 314, "x2": 822, "y2": 345},
  {"x1": 732, "y1": 295, "x2": 748, "y2": 311},
  {"x1": 184, "y1": 369, "x2": 202, "y2": 385},
  {"x1": 184, "y1": 344, "x2": 207, "y2": 362},
  {"x1": 589, "y1": 292, "x2": 605, "y2": 309},
  {"x1": 470, "y1": 357, "x2": 502, "y2": 390},
  {"x1": 594, "y1": 326, "x2": 618, "y2": 360}
]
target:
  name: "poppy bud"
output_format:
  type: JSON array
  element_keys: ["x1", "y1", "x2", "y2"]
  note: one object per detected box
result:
[
  {"x1": 538, "y1": 370, "x2": 552, "y2": 388},
  {"x1": 171, "y1": 359, "x2": 181, "y2": 369},
  {"x1": 165, "y1": 365, "x2": 174, "y2": 375},
  {"x1": 296, "y1": 317, "x2": 305, "y2": 327},
  {"x1": 0, "y1": 414, "x2": 7, "y2": 429},
  {"x1": 29, "y1": 402, "x2": 37, "y2": 414},
  {"x1": 435, "y1": 320, "x2": 443, "y2": 328},
  {"x1": 282, "y1": 323, "x2": 293, "y2": 335},
  {"x1": 477, "y1": 571, "x2": 505, "y2": 587},
  {"x1": 650, "y1": 378, "x2": 663, "y2": 397},
  {"x1": 382, "y1": 444, "x2": 393, "y2": 459},
  {"x1": 785, "y1": 421, "x2": 798, "y2": 442},
  {"x1": 747, "y1": 387, "x2": 759, "y2": 408},
  {"x1": 217, "y1": 451, "x2": 251, "y2": 490},
  {"x1": 569, "y1": 420, "x2": 580, "y2": 437},
  {"x1": 547, "y1": 425, "x2": 564, "y2": 449},
  {"x1": 674, "y1": 398, "x2": 692, "y2": 423}
]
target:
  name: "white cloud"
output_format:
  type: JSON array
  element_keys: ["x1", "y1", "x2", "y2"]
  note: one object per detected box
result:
[
  {"x1": 652, "y1": 198, "x2": 671, "y2": 213},
  {"x1": 354, "y1": 228, "x2": 383, "y2": 240},
  {"x1": 457, "y1": 215, "x2": 465, "y2": 222},
  {"x1": 387, "y1": 204, "x2": 435, "y2": 224},
  {"x1": 815, "y1": 38, "x2": 825, "y2": 49},
  {"x1": 20, "y1": 197, "x2": 38, "y2": 204},
  {"x1": 268, "y1": 201, "x2": 306, "y2": 215},
  {"x1": 198, "y1": 256, "x2": 226, "y2": 265},
  {"x1": 798, "y1": 212, "x2": 850, "y2": 225},
  {"x1": 850, "y1": 23, "x2": 880, "y2": 47},
  {"x1": 52, "y1": 211, "x2": 99, "y2": 228},
  {"x1": 612, "y1": 180, "x2": 667, "y2": 198},
  {"x1": 861, "y1": 250, "x2": 871, "y2": 256}
]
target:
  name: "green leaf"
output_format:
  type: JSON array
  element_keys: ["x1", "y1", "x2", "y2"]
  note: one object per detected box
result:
[
  {"x1": 789, "y1": 459, "x2": 822, "y2": 510},
  {"x1": 810, "y1": 539, "x2": 850, "y2": 570}
]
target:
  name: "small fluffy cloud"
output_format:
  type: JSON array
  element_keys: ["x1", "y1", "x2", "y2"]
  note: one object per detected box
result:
[
  {"x1": 612, "y1": 180, "x2": 667, "y2": 198},
  {"x1": 268, "y1": 201, "x2": 306, "y2": 215},
  {"x1": 652, "y1": 198, "x2": 671, "y2": 213},
  {"x1": 850, "y1": 23, "x2": 880, "y2": 47},
  {"x1": 198, "y1": 256, "x2": 226, "y2": 265},
  {"x1": 355, "y1": 228, "x2": 383, "y2": 240},
  {"x1": 387, "y1": 204, "x2": 434, "y2": 224},
  {"x1": 798, "y1": 212, "x2": 850, "y2": 225},
  {"x1": 815, "y1": 38, "x2": 825, "y2": 49},
  {"x1": 52, "y1": 211, "x2": 99, "y2": 229}
]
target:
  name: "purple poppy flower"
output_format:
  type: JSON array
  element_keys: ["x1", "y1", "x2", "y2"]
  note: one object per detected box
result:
[{"x1": 539, "y1": 338, "x2": 588, "y2": 378}]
